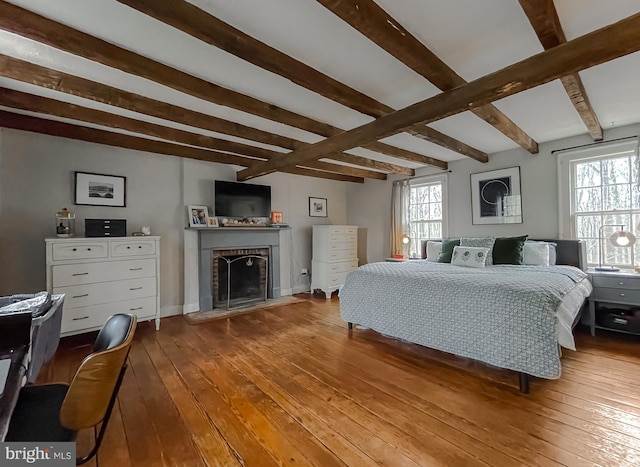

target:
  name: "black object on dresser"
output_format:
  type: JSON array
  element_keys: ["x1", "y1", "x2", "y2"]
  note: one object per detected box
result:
[
  {"x1": 85, "y1": 219, "x2": 127, "y2": 237},
  {"x1": 587, "y1": 269, "x2": 640, "y2": 336}
]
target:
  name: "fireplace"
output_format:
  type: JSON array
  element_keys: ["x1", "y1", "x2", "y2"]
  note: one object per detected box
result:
[
  {"x1": 197, "y1": 228, "x2": 282, "y2": 312},
  {"x1": 212, "y1": 248, "x2": 268, "y2": 309}
]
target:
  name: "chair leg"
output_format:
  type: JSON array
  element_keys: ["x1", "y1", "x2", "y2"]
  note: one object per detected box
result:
[{"x1": 76, "y1": 364, "x2": 128, "y2": 465}]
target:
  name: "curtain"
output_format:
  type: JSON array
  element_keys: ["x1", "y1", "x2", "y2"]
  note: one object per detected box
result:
[{"x1": 391, "y1": 179, "x2": 410, "y2": 256}]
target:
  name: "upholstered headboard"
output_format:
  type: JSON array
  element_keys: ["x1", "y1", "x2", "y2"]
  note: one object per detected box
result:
[{"x1": 420, "y1": 238, "x2": 587, "y2": 270}]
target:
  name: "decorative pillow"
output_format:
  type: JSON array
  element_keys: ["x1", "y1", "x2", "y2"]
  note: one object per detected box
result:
[
  {"x1": 426, "y1": 241, "x2": 442, "y2": 262},
  {"x1": 523, "y1": 242, "x2": 550, "y2": 265},
  {"x1": 437, "y1": 238, "x2": 460, "y2": 263},
  {"x1": 526, "y1": 241, "x2": 557, "y2": 265},
  {"x1": 460, "y1": 237, "x2": 495, "y2": 265},
  {"x1": 451, "y1": 246, "x2": 490, "y2": 268},
  {"x1": 493, "y1": 235, "x2": 528, "y2": 265}
]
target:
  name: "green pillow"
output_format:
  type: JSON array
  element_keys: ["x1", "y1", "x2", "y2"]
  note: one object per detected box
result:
[
  {"x1": 493, "y1": 235, "x2": 528, "y2": 264},
  {"x1": 437, "y1": 238, "x2": 460, "y2": 263}
]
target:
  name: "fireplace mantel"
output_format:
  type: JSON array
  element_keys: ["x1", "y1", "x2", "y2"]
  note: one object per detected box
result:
[{"x1": 197, "y1": 228, "x2": 284, "y2": 311}]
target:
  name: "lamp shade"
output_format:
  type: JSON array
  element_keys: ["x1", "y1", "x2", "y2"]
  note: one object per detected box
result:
[{"x1": 609, "y1": 230, "x2": 636, "y2": 247}]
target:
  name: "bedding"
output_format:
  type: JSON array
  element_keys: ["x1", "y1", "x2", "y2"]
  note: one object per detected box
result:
[{"x1": 339, "y1": 261, "x2": 592, "y2": 380}]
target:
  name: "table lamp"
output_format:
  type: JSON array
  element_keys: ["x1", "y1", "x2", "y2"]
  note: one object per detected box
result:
[{"x1": 596, "y1": 224, "x2": 636, "y2": 271}]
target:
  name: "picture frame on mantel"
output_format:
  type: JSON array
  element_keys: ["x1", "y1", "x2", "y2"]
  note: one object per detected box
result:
[
  {"x1": 188, "y1": 205, "x2": 209, "y2": 227},
  {"x1": 309, "y1": 197, "x2": 327, "y2": 217},
  {"x1": 470, "y1": 166, "x2": 522, "y2": 224},
  {"x1": 74, "y1": 171, "x2": 126, "y2": 207}
]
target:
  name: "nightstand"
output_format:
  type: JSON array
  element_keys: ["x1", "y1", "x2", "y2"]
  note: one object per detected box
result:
[{"x1": 587, "y1": 268, "x2": 640, "y2": 336}]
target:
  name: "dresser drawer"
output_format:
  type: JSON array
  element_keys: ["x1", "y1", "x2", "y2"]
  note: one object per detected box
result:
[
  {"x1": 329, "y1": 271, "x2": 349, "y2": 286},
  {"x1": 329, "y1": 260, "x2": 358, "y2": 274},
  {"x1": 591, "y1": 287, "x2": 640, "y2": 304},
  {"x1": 330, "y1": 226, "x2": 357, "y2": 235},
  {"x1": 330, "y1": 234, "x2": 357, "y2": 243},
  {"x1": 61, "y1": 297, "x2": 156, "y2": 334},
  {"x1": 52, "y1": 259, "x2": 156, "y2": 287},
  {"x1": 329, "y1": 250, "x2": 357, "y2": 261},
  {"x1": 111, "y1": 240, "x2": 157, "y2": 257},
  {"x1": 329, "y1": 241, "x2": 357, "y2": 251},
  {"x1": 54, "y1": 276, "x2": 157, "y2": 309},
  {"x1": 52, "y1": 242, "x2": 108, "y2": 261},
  {"x1": 592, "y1": 275, "x2": 640, "y2": 290}
]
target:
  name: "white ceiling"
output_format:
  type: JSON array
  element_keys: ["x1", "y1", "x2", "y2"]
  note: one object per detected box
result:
[{"x1": 1, "y1": 0, "x2": 639, "y2": 172}]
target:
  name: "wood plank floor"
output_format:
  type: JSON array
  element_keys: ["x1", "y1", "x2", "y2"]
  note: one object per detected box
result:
[{"x1": 40, "y1": 295, "x2": 640, "y2": 466}]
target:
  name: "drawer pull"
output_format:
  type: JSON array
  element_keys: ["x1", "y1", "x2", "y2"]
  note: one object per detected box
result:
[
  {"x1": 620, "y1": 293, "x2": 625, "y2": 297},
  {"x1": 129, "y1": 268, "x2": 143, "y2": 271},
  {"x1": 129, "y1": 306, "x2": 143, "y2": 311},
  {"x1": 72, "y1": 293, "x2": 89, "y2": 298},
  {"x1": 72, "y1": 272, "x2": 89, "y2": 276},
  {"x1": 138, "y1": 246, "x2": 142, "y2": 249},
  {"x1": 72, "y1": 316, "x2": 89, "y2": 321},
  {"x1": 72, "y1": 248, "x2": 77, "y2": 251},
  {"x1": 619, "y1": 282, "x2": 625, "y2": 285},
  {"x1": 129, "y1": 287, "x2": 143, "y2": 291},
  {"x1": 127, "y1": 246, "x2": 131, "y2": 249},
  {"x1": 87, "y1": 248, "x2": 92, "y2": 251}
]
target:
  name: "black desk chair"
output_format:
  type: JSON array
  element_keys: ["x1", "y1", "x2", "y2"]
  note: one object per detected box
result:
[{"x1": 5, "y1": 313, "x2": 137, "y2": 465}]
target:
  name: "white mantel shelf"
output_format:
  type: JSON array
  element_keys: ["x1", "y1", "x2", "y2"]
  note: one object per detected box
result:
[{"x1": 185, "y1": 227, "x2": 290, "y2": 231}]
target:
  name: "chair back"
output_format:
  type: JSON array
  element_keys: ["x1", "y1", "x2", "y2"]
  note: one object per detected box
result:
[{"x1": 60, "y1": 314, "x2": 137, "y2": 430}]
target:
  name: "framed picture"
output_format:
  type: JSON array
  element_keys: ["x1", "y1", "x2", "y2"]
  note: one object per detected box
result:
[
  {"x1": 188, "y1": 205, "x2": 209, "y2": 227},
  {"x1": 74, "y1": 172, "x2": 126, "y2": 207},
  {"x1": 271, "y1": 211, "x2": 284, "y2": 224},
  {"x1": 207, "y1": 216, "x2": 219, "y2": 228},
  {"x1": 309, "y1": 197, "x2": 327, "y2": 217},
  {"x1": 470, "y1": 167, "x2": 522, "y2": 224}
]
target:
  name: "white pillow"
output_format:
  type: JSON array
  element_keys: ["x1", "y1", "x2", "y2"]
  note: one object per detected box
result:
[
  {"x1": 523, "y1": 242, "x2": 550, "y2": 265},
  {"x1": 451, "y1": 246, "x2": 490, "y2": 268},
  {"x1": 426, "y1": 241, "x2": 442, "y2": 262},
  {"x1": 460, "y1": 237, "x2": 495, "y2": 265}
]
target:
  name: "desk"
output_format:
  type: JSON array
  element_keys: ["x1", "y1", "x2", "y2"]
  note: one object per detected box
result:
[{"x1": 0, "y1": 346, "x2": 28, "y2": 440}]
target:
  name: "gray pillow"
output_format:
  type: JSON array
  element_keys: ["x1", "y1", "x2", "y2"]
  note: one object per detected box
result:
[{"x1": 460, "y1": 237, "x2": 496, "y2": 265}]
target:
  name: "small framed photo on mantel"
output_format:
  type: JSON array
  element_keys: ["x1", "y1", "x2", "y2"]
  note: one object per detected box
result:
[{"x1": 188, "y1": 205, "x2": 209, "y2": 227}]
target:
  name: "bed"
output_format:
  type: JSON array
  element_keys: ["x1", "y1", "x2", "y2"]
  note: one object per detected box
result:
[{"x1": 339, "y1": 239, "x2": 592, "y2": 393}]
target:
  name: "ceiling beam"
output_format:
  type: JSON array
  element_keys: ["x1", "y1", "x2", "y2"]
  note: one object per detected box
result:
[
  {"x1": 317, "y1": 0, "x2": 539, "y2": 154},
  {"x1": 0, "y1": 1, "x2": 438, "y2": 170},
  {"x1": 0, "y1": 87, "x2": 385, "y2": 180},
  {"x1": 236, "y1": 11, "x2": 640, "y2": 180},
  {"x1": 0, "y1": 56, "x2": 411, "y2": 176},
  {"x1": 519, "y1": 0, "x2": 603, "y2": 140},
  {"x1": 0, "y1": 110, "x2": 364, "y2": 183},
  {"x1": 116, "y1": 0, "x2": 482, "y2": 163}
]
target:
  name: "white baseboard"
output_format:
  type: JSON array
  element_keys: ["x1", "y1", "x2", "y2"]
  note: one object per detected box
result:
[
  {"x1": 161, "y1": 305, "x2": 183, "y2": 318},
  {"x1": 181, "y1": 302, "x2": 200, "y2": 315},
  {"x1": 293, "y1": 284, "x2": 310, "y2": 294},
  {"x1": 280, "y1": 288, "x2": 293, "y2": 296}
]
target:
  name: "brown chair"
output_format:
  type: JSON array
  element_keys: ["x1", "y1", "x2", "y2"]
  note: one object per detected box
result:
[{"x1": 6, "y1": 313, "x2": 137, "y2": 465}]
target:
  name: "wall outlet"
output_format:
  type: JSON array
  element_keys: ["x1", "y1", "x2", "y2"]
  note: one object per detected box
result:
[{"x1": 301, "y1": 268, "x2": 308, "y2": 276}]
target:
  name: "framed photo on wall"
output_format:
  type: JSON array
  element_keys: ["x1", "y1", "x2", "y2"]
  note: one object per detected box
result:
[
  {"x1": 309, "y1": 197, "x2": 327, "y2": 217},
  {"x1": 188, "y1": 205, "x2": 209, "y2": 227},
  {"x1": 470, "y1": 166, "x2": 522, "y2": 224},
  {"x1": 75, "y1": 172, "x2": 126, "y2": 207}
]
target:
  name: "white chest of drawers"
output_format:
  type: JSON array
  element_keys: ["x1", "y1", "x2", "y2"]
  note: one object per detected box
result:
[
  {"x1": 311, "y1": 225, "x2": 358, "y2": 299},
  {"x1": 45, "y1": 237, "x2": 160, "y2": 336}
]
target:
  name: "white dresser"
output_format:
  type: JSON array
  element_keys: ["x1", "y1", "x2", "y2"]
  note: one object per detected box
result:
[
  {"x1": 311, "y1": 225, "x2": 358, "y2": 299},
  {"x1": 45, "y1": 236, "x2": 160, "y2": 336}
]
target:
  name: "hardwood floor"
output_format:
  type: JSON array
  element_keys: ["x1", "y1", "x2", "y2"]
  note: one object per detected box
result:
[{"x1": 40, "y1": 295, "x2": 640, "y2": 466}]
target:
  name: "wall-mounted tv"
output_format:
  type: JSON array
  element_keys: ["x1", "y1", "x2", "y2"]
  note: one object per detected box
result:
[{"x1": 214, "y1": 180, "x2": 271, "y2": 218}]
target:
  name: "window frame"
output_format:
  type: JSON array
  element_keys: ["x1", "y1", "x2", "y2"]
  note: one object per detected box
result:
[
  {"x1": 557, "y1": 138, "x2": 639, "y2": 268},
  {"x1": 407, "y1": 174, "x2": 449, "y2": 258}
]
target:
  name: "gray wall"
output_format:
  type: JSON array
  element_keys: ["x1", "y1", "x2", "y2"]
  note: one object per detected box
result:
[
  {"x1": 347, "y1": 123, "x2": 640, "y2": 264},
  {"x1": 0, "y1": 128, "x2": 348, "y2": 316}
]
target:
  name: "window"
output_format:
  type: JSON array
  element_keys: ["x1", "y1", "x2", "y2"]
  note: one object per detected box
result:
[
  {"x1": 558, "y1": 139, "x2": 640, "y2": 268},
  {"x1": 408, "y1": 175, "x2": 448, "y2": 258}
]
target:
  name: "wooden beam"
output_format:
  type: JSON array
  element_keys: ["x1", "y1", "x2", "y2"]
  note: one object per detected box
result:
[
  {"x1": 236, "y1": 11, "x2": 640, "y2": 180},
  {"x1": 0, "y1": 1, "x2": 335, "y2": 137},
  {"x1": 519, "y1": 0, "x2": 603, "y2": 140},
  {"x1": 317, "y1": 0, "x2": 539, "y2": 153},
  {"x1": 116, "y1": 0, "x2": 482, "y2": 162},
  {"x1": 0, "y1": 56, "x2": 402, "y2": 176},
  {"x1": 405, "y1": 126, "x2": 488, "y2": 163},
  {"x1": 0, "y1": 110, "x2": 364, "y2": 183},
  {"x1": 0, "y1": 2, "x2": 439, "y2": 169},
  {"x1": 364, "y1": 142, "x2": 448, "y2": 170},
  {"x1": 0, "y1": 88, "x2": 384, "y2": 180}
]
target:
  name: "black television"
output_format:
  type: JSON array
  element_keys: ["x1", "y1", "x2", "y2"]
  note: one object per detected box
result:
[{"x1": 214, "y1": 180, "x2": 271, "y2": 218}]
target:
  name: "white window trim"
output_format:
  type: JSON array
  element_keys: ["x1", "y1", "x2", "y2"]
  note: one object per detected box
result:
[
  {"x1": 409, "y1": 172, "x2": 449, "y2": 240},
  {"x1": 557, "y1": 138, "x2": 638, "y2": 240}
]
